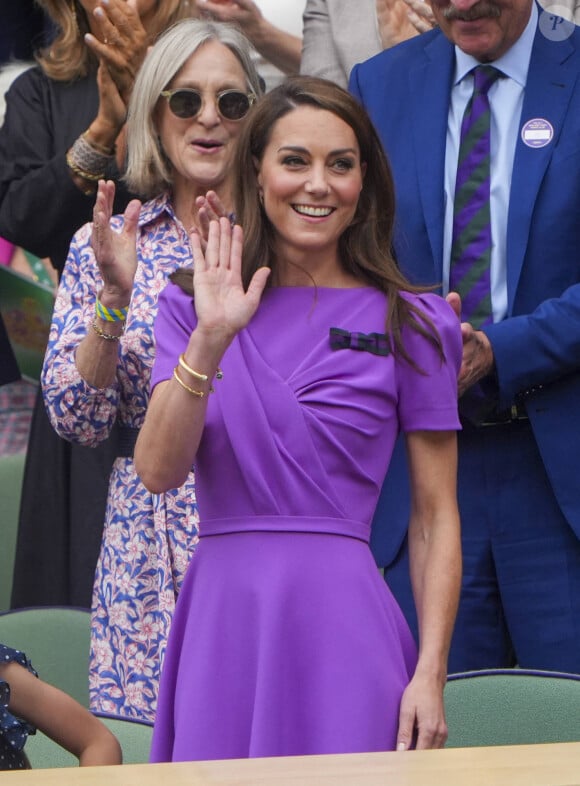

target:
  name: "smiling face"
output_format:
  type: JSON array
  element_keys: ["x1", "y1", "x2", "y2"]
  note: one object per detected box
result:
[
  {"x1": 430, "y1": 0, "x2": 533, "y2": 61},
  {"x1": 256, "y1": 106, "x2": 365, "y2": 282},
  {"x1": 157, "y1": 40, "x2": 250, "y2": 203}
]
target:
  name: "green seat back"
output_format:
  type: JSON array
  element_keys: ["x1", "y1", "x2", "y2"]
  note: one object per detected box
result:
[
  {"x1": 445, "y1": 669, "x2": 580, "y2": 748},
  {"x1": 0, "y1": 451, "x2": 26, "y2": 611},
  {"x1": 25, "y1": 715, "x2": 153, "y2": 769},
  {"x1": 0, "y1": 607, "x2": 90, "y2": 707}
]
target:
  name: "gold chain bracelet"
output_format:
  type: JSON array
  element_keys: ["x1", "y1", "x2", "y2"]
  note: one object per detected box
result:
[{"x1": 91, "y1": 319, "x2": 124, "y2": 341}]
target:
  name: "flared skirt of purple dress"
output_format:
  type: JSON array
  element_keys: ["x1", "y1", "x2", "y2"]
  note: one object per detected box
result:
[{"x1": 150, "y1": 523, "x2": 417, "y2": 761}]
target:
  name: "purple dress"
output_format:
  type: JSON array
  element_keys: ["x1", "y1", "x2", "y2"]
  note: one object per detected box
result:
[{"x1": 149, "y1": 284, "x2": 461, "y2": 761}]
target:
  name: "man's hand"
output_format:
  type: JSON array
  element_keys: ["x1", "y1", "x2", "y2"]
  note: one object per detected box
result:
[{"x1": 446, "y1": 292, "x2": 495, "y2": 395}]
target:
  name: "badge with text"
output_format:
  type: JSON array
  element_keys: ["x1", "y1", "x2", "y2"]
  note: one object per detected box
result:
[
  {"x1": 521, "y1": 118, "x2": 554, "y2": 149},
  {"x1": 538, "y1": 5, "x2": 575, "y2": 41}
]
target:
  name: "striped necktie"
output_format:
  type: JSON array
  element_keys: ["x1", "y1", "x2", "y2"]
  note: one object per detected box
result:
[{"x1": 449, "y1": 65, "x2": 502, "y2": 328}]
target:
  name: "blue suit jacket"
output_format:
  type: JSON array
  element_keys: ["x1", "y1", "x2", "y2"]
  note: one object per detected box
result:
[{"x1": 350, "y1": 17, "x2": 580, "y2": 563}]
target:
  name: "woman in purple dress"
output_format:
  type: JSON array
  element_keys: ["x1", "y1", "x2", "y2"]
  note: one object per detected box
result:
[{"x1": 135, "y1": 76, "x2": 462, "y2": 760}]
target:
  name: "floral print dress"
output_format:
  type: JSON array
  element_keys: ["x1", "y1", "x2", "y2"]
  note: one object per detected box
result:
[{"x1": 42, "y1": 193, "x2": 199, "y2": 721}]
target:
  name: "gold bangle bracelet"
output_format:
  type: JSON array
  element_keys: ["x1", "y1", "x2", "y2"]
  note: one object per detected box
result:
[
  {"x1": 178, "y1": 353, "x2": 208, "y2": 382},
  {"x1": 173, "y1": 367, "x2": 205, "y2": 398},
  {"x1": 178, "y1": 354, "x2": 223, "y2": 389}
]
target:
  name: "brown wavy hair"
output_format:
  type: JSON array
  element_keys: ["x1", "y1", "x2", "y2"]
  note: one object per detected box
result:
[
  {"x1": 35, "y1": 0, "x2": 193, "y2": 81},
  {"x1": 233, "y1": 75, "x2": 443, "y2": 367}
]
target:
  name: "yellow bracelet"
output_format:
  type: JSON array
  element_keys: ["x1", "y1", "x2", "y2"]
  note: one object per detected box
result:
[
  {"x1": 173, "y1": 367, "x2": 205, "y2": 398},
  {"x1": 96, "y1": 296, "x2": 129, "y2": 323}
]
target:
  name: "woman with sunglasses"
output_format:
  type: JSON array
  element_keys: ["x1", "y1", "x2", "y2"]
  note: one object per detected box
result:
[{"x1": 41, "y1": 18, "x2": 263, "y2": 722}]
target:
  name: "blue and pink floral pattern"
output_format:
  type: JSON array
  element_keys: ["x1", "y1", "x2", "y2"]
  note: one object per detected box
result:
[{"x1": 42, "y1": 193, "x2": 199, "y2": 721}]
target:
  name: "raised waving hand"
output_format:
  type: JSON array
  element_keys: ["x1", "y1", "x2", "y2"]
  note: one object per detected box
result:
[{"x1": 190, "y1": 218, "x2": 270, "y2": 346}]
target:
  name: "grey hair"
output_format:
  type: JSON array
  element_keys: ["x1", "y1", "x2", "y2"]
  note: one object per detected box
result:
[{"x1": 124, "y1": 19, "x2": 263, "y2": 198}]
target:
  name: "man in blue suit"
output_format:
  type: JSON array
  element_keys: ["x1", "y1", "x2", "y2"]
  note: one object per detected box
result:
[{"x1": 350, "y1": 0, "x2": 580, "y2": 673}]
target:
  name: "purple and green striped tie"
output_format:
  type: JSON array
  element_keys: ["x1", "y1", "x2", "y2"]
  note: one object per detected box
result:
[{"x1": 449, "y1": 65, "x2": 502, "y2": 329}]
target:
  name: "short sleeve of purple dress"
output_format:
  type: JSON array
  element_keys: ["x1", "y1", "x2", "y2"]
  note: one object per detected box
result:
[{"x1": 149, "y1": 283, "x2": 461, "y2": 762}]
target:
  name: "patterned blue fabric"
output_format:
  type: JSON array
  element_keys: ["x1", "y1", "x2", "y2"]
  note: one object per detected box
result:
[
  {"x1": 41, "y1": 193, "x2": 199, "y2": 720},
  {"x1": 0, "y1": 643, "x2": 36, "y2": 771}
]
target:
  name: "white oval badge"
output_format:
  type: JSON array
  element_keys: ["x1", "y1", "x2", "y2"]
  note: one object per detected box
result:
[
  {"x1": 521, "y1": 118, "x2": 554, "y2": 149},
  {"x1": 538, "y1": 5, "x2": 575, "y2": 42}
]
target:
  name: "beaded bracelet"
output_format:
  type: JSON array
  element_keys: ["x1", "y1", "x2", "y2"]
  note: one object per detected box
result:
[
  {"x1": 66, "y1": 132, "x2": 114, "y2": 183},
  {"x1": 91, "y1": 319, "x2": 124, "y2": 341},
  {"x1": 173, "y1": 366, "x2": 205, "y2": 398},
  {"x1": 96, "y1": 297, "x2": 129, "y2": 323},
  {"x1": 65, "y1": 150, "x2": 104, "y2": 183}
]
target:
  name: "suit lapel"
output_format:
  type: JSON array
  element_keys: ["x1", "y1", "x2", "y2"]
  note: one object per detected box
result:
[
  {"x1": 409, "y1": 34, "x2": 455, "y2": 281},
  {"x1": 507, "y1": 26, "x2": 577, "y2": 311}
]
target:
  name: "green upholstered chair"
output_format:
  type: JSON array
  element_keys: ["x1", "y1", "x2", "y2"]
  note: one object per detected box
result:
[
  {"x1": 0, "y1": 607, "x2": 91, "y2": 707},
  {"x1": 24, "y1": 713, "x2": 154, "y2": 769},
  {"x1": 0, "y1": 451, "x2": 26, "y2": 611},
  {"x1": 444, "y1": 668, "x2": 580, "y2": 748}
]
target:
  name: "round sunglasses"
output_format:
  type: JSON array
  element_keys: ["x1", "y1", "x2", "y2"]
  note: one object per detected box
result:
[{"x1": 160, "y1": 88, "x2": 256, "y2": 121}]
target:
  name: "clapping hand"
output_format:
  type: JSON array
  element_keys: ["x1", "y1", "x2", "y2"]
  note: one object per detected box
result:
[
  {"x1": 403, "y1": 0, "x2": 437, "y2": 34},
  {"x1": 91, "y1": 180, "x2": 141, "y2": 305},
  {"x1": 190, "y1": 218, "x2": 270, "y2": 345},
  {"x1": 85, "y1": 0, "x2": 149, "y2": 107},
  {"x1": 191, "y1": 191, "x2": 231, "y2": 253}
]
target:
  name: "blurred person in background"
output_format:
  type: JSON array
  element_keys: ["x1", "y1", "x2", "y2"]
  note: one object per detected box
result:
[
  {"x1": 194, "y1": 0, "x2": 305, "y2": 90},
  {"x1": 0, "y1": 0, "x2": 192, "y2": 613},
  {"x1": 301, "y1": 0, "x2": 435, "y2": 89}
]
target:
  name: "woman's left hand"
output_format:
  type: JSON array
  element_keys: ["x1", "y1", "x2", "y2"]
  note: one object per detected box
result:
[
  {"x1": 396, "y1": 670, "x2": 448, "y2": 750},
  {"x1": 190, "y1": 218, "x2": 270, "y2": 345},
  {"x1": 91, "y1": 180, "x2": 141, "y2": 306}
]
